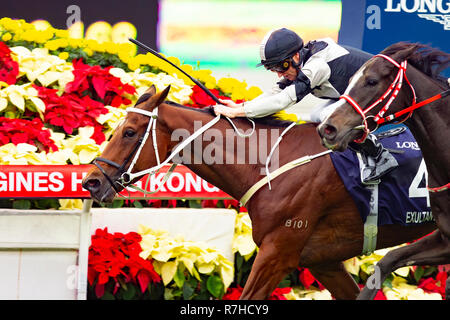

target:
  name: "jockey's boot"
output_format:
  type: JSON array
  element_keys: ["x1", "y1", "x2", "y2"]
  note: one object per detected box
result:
[{"x1": 350, "y1": 134, "x2": 399, "y2": 185}]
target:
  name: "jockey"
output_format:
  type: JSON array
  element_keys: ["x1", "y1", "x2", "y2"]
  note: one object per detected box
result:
[{"x1": 213, "y1": 28, "x2": 398, "y2": 184}]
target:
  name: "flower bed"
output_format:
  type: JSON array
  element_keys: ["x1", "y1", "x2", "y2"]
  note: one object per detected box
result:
[
  {"x1": 88, "y1": 211, "x2": 446, "y2": 300},
  {"x1": 0, "y1": 17, "x2": 446, "y2": 300}
]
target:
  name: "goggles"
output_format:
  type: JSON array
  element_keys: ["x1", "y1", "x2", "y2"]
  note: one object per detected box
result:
[{"x1": 265, "y1": 58, "x2": 291, "y2": 72}]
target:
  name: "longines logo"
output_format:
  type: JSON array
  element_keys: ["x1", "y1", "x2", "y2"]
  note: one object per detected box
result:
[{"x1": 385, "y1": 0, "x2": 450, "y2": 30}]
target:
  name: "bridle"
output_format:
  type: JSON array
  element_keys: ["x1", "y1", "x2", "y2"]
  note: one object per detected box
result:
[
  {"x1": 339, "y1": 54, "x2": 450, "y2": 193},
  {"x1": 340, "y1": 54, "x2": 450, "y2": 144},
  {"x1": 93, "y1": 106, "x2": 161, "y2": 193},
  {"x1": 340, "y1": 54, "x2": 417, "y2": 143},
  {"x1": 93, "y1": 105, "x2": 256, "y2": 196}
]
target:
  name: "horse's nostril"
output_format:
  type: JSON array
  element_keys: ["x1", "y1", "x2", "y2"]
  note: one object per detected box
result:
[
  {"x1": 323, "y1": 124, "x2": 337, "y2": 139},
  {"x1": 83, "y1": 178, "x2": 101, "y2": 193}
]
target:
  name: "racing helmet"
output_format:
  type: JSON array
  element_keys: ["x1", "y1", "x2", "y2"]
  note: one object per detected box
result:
[{"x1": 257, "y1": 28, "x2": 304, "y2": 69}]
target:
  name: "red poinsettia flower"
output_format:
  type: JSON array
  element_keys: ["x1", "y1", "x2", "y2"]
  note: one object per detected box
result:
[
  {"x1": 418, "y1": 271, "x2": 448, "y2": 299},
  {"x1": 0, "y1": 41, "x2": 19, "y2": 85},
  {"x1": 66, "y1": 59, "x2": 135, "y2": 107},
  {"x1": 189, "y1": 85, "x2": 244, "y2": 109},
  {"x1": 268, "y1": 287, "x2": 292, "y2": 300},
  {"x1": 88, "y1": 228, "x2": 161, "y2": 298},
  {"x1": 222, "y1": 286, "x2": 244, "y2": 300},
  {"x1": 357, "y1": 284, "x2": 387, "y2": 300},
  {"x1": 34, "y1": 85, "x2": 109, "y2": 144},
  {"x1": 146, "y1": 199, "x2": 177, "y2": 208},
  {"x1": 201, "y1": 199, "x2": 219, "y2": 208},
  {"x1": 222, "y1": 285, "x2": 291, "y2": 300},
  {"x1": 0, "y1": 117, "x2": 58, "y2": 152},
  {"x1": 297, "y1": 267, "x2": 325, "y2": 290}
]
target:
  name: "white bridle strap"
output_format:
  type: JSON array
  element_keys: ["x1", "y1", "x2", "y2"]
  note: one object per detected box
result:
[
  {"x1": 122, "y1": 106, "x2": 256, "y2": 186},
  {"x1": 122, "y1": 108, "x2": 223, "y2": 182},
  {"x1": 125, "y1": 107, "x2": 160, "y2": 180}
]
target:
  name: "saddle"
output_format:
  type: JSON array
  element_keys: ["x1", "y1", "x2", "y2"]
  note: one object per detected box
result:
[{"x1": 329, "y1": 126, "x2": 433, "y2": 254}]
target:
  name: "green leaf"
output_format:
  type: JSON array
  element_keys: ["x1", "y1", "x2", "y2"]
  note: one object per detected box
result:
[
  {"x1": 188, "y1": 200, "x2": 202, "y2": 208},
  {"x1": 383, "y1": 275, "x2": 393, "y2": 289},
  {"x1": 100, "y1": 291, "x2": 115, "y2": 300},
  {"x1": 236, "y1": 253, "x2": 244, "y2": 270},
  {"x1": 133, "y1": 200, "x2": 143, "y2": 208},
  {"x1": 33, "y1": 199, "x2": 59, "y2": 209},
  {"x1": 173, "y1": 267, "x2": 185, "y2": 288},
  {"x1": 182, "y1": 281, "x2": 195, "y2": 300},
  {"x1": 278, "y1": 278, "x2": 291, "y2": 288},
  {"x1": 206, "y1": 275, "x2": 224, "y2": 298},
  {"x1": 423, "y1": 266, "x2": 437, "y2": 277},
  {"x1": 112, "y1": 199, "x2": 124, "y2": 208},
  {"x1": 148, "y1": 282, "x2": 165, "y2": 300},
  {"x1": 122, "y1": 284, "x2": 136, "y2": 300},
  {"x1": 414, "y1": 266, "x2": 425, "y2": 283},
  {"x1": 12, "y1": 199, "x2": 31, "y2": 210}
]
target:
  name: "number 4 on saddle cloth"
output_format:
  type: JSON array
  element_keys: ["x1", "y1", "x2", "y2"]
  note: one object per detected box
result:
[{"x1": 329, "y1": 127, "x2": 433, "y2": 242}]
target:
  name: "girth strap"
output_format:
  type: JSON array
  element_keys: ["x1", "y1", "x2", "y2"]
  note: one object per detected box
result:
[
  {"x1": 239, "y1": 150, "x2": 332, "y2": 206},
  {"x1": 362, "y1": 184, "x2": 379, "y2": 256}
]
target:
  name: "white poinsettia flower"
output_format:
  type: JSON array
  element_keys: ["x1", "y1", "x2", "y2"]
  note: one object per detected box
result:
[
  {"x1": 0, "y1": 83, "x2": 46, "y2": 118},
  {"x1": 10, "y1": 46, "x2": 73, "y2": 87}
]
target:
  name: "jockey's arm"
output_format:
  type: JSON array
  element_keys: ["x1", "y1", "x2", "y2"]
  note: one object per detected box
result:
[
  {"x1": 213, "y1": 56, "x2": 331, "y2": 119},
  {"x1": 214, "y1": 86, "x2": 297, "y2": 118}
]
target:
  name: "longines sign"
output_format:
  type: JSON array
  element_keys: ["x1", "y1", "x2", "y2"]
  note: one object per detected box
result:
[
  {"x1": 385, "y1": 0, "x2": 450, "y2": 30},
  {"x1": 339, "y1": 0, "x2": 449, "y2": 75}
]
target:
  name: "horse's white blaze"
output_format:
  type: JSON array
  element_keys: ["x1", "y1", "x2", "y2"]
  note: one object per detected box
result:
[
  {"x1": 320, "y1": 99, "x2": 346, "y2": 125},
  {"x1": 344, "y1": 64, "x2": 367, "y2": 95},
  {"x1": 319, "y1": 64, "x2": 368, "y2": 127}
]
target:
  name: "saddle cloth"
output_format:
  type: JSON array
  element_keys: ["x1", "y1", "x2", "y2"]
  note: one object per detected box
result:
[{"x1": 329, "y1": 127, "x2": 433, "y2": 226}]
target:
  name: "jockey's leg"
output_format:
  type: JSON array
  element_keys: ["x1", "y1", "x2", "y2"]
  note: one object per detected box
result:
[{"x1": 350, "y1": 134, "x2": 399, "y2": 184}]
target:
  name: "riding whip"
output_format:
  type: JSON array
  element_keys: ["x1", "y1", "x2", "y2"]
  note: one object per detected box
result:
[{"x1": 128, "y1": 38, "x2": 221, "y2": 104}]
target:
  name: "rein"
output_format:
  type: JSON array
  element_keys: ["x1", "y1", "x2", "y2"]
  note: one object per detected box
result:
[
  {"x1": 341, "y1": 54, "x2": 450, "y2": 142},
  {"x1": 93, "y1": 37, "x2": 257, "y2": 197},
  {"x1": 340, "y1": 54, "x2": 416, "y2": 143},
  {"x1": 94, "y1": 105, "x2": 256, "y2": 197},
  {"x1": 341, "y1": 54, "x2": 450, "y2": 193}
]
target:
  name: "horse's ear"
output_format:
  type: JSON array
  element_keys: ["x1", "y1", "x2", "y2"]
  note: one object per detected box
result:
[
  {"x1": 152, "y1": 85, "x2": 171, "y2": 108},
  {"x1": 390, "y1": 44, "x2": 418, "y2": 64},
  {"x1": 146, "y1": 85, "x2": 157, "y2": 95}
]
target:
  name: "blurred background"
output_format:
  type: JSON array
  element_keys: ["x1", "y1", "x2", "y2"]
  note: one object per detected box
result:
[
  {"x1": 2, "y1": 0, "x2": 341, "y2": 93},
  {"x1": 3, "y1": 0, "x2": 448, "y2": 119},
  {"x1": 158, "y1": 0, "x2": 341, "y2": 91}
]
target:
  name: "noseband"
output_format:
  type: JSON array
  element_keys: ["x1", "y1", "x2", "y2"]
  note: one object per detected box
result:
[
  {"x1": 339, "y1": 54, "x2": 450, "y2": 193},
  {"x1": 339, "y1": 54, "x2": 417, "y2": 143},
  {"x1": 93, "y1": 104, "x2": 256, "y2": 196},
  {"x1": 93, "y1": 106, "x2": 160, "y2": 192}
]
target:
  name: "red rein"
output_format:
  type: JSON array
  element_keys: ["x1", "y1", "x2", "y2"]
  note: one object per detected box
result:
[{"x1": 340, "y1": 54, "x2": 450, "y2": 193}]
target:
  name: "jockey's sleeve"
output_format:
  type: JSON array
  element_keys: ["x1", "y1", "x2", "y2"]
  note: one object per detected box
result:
[
  {"x1": 243, "y1": 85, "x2": 297, "y2": 118},
  {"x1": 300, "y1": 56, "x2": 331, "y2": 96}
]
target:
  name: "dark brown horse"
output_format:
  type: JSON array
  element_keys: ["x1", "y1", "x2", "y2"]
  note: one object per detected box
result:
[
  {"x1": 317, "y1": 42, "x2": 450, "y2": 300},
  {"x1": 82, "y1": 85, "x2": 435, "y2": 299}
]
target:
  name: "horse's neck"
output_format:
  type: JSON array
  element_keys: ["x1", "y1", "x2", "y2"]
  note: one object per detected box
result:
[
  {"x1": 161, "y1": 106, "x2": 262, "y2": 200},
  {"x1": 407, "y1": 68, "x2": 450, "y2": 184},
  {"x1": 160, "y1": 104, "x2": 323, "y2": 202}
]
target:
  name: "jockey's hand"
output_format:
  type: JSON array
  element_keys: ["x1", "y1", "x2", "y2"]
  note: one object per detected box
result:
[
  {"x1": 218, "y1": 98, "x2": 241, "y2": 108},
  {"x1": 213, "y1": 100, "x2": 246, "y2": 118}
]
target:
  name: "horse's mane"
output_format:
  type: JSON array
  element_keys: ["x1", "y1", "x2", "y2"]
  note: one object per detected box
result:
[
  {"x1": 381, "y1": 42, "x2": 450, "y2": 86},
  {"x1": 164, "y1": 100, "x2": 295, "y2": 128}
]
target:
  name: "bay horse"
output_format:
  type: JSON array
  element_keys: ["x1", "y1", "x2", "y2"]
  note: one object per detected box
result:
[
  {"x1": 317, "y1": 42, "x2": 450, "y2": 300},
  {"x1": 82, "y1": 85, "x2": 435, "y2": 300}
]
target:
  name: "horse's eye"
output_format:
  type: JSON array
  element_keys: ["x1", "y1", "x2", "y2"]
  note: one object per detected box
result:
[
  {"x1": 124, "y1": 129, "x2": 136, "y2": 138},
  {"x1": 366, "y1": 78, "x2": 378, "y2": 86}
]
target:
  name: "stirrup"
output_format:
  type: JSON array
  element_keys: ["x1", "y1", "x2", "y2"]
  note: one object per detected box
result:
[
  {"x1": 357, "y1": 153, "x2": 381, "y2": 185},
  {"x1": 361, "y1": 168, "x2": 381, "y2": 185}
]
